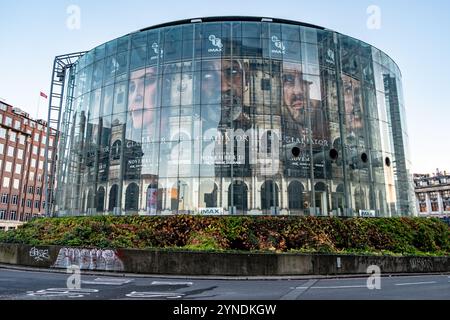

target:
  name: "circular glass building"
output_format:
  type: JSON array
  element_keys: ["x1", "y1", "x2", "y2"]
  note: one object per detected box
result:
[{"x1": 54, "y1": 17, "x2": 416, "y2": 217}]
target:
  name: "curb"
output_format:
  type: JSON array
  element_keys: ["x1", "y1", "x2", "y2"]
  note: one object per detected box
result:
[{"x1": 1, "y1": 263, "x2": 449, "y2": 281}]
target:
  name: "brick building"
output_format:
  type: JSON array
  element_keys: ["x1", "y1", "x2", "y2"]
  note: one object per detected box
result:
[{"x1": 0, "y1": 100, "x2": 56, "y2": 230}]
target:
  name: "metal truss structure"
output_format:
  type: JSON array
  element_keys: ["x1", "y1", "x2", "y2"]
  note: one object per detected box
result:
[{"x1": 43, "y1": 52, "x2": 86, "y2": 217}]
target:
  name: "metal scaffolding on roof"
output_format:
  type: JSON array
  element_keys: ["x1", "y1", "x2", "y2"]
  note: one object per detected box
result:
[{"x1": 43, "y1": 52, "x2": 87, "y2": 217}]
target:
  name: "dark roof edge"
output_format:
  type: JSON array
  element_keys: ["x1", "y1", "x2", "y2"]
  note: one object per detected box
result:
[{"x1": 138, "y1": 16, "x2": 326, "y2": 33}]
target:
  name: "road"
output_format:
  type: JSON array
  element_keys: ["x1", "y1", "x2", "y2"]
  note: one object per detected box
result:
[{"x1": 0, "y1": 267, "x2": 448, "y2": 300}]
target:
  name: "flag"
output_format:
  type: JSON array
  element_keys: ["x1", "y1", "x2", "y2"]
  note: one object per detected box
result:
[{"x1": 40, "y1": 91, "x2": 48, "y2": 99}]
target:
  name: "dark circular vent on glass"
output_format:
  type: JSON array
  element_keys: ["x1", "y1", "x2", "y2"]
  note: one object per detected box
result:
[
  {"x1": 385, "y1": 157, "x2": 391, "y2": 167},
  {"x1": 361, "y1": 153, "x2": 368, "y2": 163},
  {"x1": 329, "y1": 149, "x2": 339, "y2": 160}
]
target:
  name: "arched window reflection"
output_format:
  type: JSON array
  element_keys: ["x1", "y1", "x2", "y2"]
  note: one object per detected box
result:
[
  {"x1": 332, "y1": 184, "x2": 345, "y2": 216},
  {"x1": 125, "y1": 183, "x2": 139, "y2": 211},
  {"x1": 96, "y1": 187, "x2": 105, "y2": 213},
  {"x1": 314, "y1": 182, "x2": 328, "y2": 216},
  {"x1": 108, "y1": 184, "x2": 119, "y2": 212},
  {"x1": 288, "y1": 181, "x2": 305, "y2": 211},
  {"x1": 261, "y1": 180, "x2": 279, "y2": 211},
  {"x1": 354, "y1": 187, "x2": 366, "y2": 213},
  {"x1": 228, "y1": 181, "x2": 248, "y2": 213},
  {"x1": 200, "y1": 180, "x2": 218, "y2": 208}
]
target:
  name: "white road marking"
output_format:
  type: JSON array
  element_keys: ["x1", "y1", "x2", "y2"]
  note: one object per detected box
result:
[
  {"x1": 82, "y1": 277, "x2": 134, "y2": 285},
  {"x1": 151, "y1": 281, "x2": 193, "y2": 286},
  {"x1": 395, "y1": 281, "x2": 437, "y2": 286},
  {"x1": 26, "y1": 288, "x2": 99, "y2": 298},
  {"x1": 126, "y1": 291, "x2": 184, "y2": 299},
  {"x1": 311, "y1": 285, "x2": 367, "y2": 289},
  {"x1": 280, "y1": 280, "x2": 318, "y2": 300}
]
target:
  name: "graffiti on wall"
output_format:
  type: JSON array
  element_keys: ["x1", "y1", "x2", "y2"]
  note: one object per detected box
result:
[
  {"x1": 29, "y1": 247, "x2": 50, "y2": 262},
  {"x1": 53, "y1": 248, "x2": 124, "y2": 271},
  {"x1": 409, "y1": 258, "x2": 433, "y2": 271}
]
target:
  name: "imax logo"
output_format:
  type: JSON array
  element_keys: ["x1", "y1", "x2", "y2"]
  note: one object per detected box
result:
[
  {"x1": 199, "y1": 208, "x2": 223, "y2": 215},
  {"x1": 326, "y1": 49, "x2": 335, "y2": 64},
  {"x1": 271, "y1": 36, "x2": 286, "y2": 54},
  {"x1": 150, "y1": 42, "x2": 163, "y2": 60},
  {"x1": 151, "y1": 42, "x2": 159, "y2": 54},
  {"x1": 208, "y1": 35, "x2": 223, "y2": 52}
]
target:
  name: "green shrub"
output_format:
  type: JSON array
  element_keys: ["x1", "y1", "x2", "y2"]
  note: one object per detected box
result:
[{"x1": 0, "y1": 216, "x2": 448, "y2": 256}]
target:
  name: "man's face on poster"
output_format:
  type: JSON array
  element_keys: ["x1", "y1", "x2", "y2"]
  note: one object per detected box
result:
[
  {"x1": 201, "y1": 59, "x2": 245, "y2": 122},
  {"x1": 282, "y1": 64, "x2": 309, "y2": 124}
]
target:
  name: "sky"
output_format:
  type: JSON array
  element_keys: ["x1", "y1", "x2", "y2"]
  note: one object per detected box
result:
[{"x1": 0, "y1": 0, "x2": 449, "y2": 174}]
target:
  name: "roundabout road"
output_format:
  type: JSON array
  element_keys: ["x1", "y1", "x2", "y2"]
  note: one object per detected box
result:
[{"x1": 0, "y1": 267, "x2": 448, "y2": 300}]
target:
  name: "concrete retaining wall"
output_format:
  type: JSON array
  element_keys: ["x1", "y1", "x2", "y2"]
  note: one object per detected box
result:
[{"x1": 0, "y1": 243, "x2": 448, "y2": 276}]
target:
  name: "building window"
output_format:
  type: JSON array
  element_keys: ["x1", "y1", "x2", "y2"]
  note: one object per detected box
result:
[
  {"x1": 7, "y1": 146, "x2": 14, "y2": 157},
  {"x1": 417, "y1": 193, "x2": 426, "y2": 202},
  {"x1": 29, "y1": 172, "x2": 35, "y2": 181},
  {"x1": 9, "y1": 131, "x2": 16, "y2": 141},
  {"x1": 444, "y1": 201, "x2": 450, "y2": 212},
  {"x1": 2, "y1": 177, "x2": 10, "y2": 188},
  {"x1": 5, "y1": 161, "x2": 12, "y2": 172},
  {"x1": 28, "y1": 186, "x2": 34, "y2": 194},
  {"x1": 31, "y1": 159, "x2": 36, "y2": 167},
  {"x1": 36, "y1": 187, "x2": 41, "y2": 195},
  {"x1": 0, "y1": 128, "x2": 6, "y2": 139},
  {"x1": 18, "y1": 135, "x2": 25, "y2": 145},
  {"x1": 15, "y1": 164, "x2": 22, "y2": 174},
  {"x1": 442, "y1": 191, "x2": 450, "y2": 211},
  {"x1": 17, "y1": 149, "x2": 24, "y2": 159},
  {"x1": 10, "y1": 211, "x2": 17, "y2": 221},
  {"x1": 0, "y1": 144, "x2": 3, "y2": 154},
  {"x1": 5, "y1": 117, "x2": 12, "y2": 127},
  {"x1": 11, "y1": 195, "x2": 18, "y2": 205},
  {"x1": 40, "y1": 148, "x2": 45, "y2": 157},
  {"x1": 33, "y1": 146, "x2": 38, "y2": 155},
  {"x1": 26, "y1": 199, "x2": 32, "y2": 208},
  {"x1": 431, "y1": 201, "x2": 439, "y2": 212},
  {"x1": 0, "y1": 210, "x2": 5, "y2": 220},
  {"x1": 34, "y1": 133, "x2": 40, "y2": 142},
  {"x1": 14, "y1": 121, "x2": 21, "y2": 130},
  {"x1": 13, "y1": 179, "x2": 19, "y2": 190},
  {"x1": 111, "y1": 140, "x2": 122, "y2": 160},
  {"x1": 34, "y1": 200, "x2": 40, "y2": 209},
  {"x1": 1, "y1": 194, "x2": 9, "y2": 204},
  {"x1": 429, "y1": 192, "x2": 439, "y2": 200},
  {"x1": 419, "y1": 203, "x2": 427, "y2": 213}
]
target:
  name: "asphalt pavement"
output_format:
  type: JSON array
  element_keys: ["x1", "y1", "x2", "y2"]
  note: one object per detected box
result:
[{"x1": 0, "y1": 266, "x2": 448, "y2": 300}]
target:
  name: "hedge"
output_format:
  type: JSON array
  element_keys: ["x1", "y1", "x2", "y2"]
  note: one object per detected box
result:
[{"x1": 0, "y1": 216, "x2": 448, "y2": 256}]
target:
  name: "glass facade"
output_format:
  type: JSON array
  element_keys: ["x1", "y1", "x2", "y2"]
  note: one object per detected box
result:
[{"x1": 55, "y1": 17, "x2": 416, "y2": 217}]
